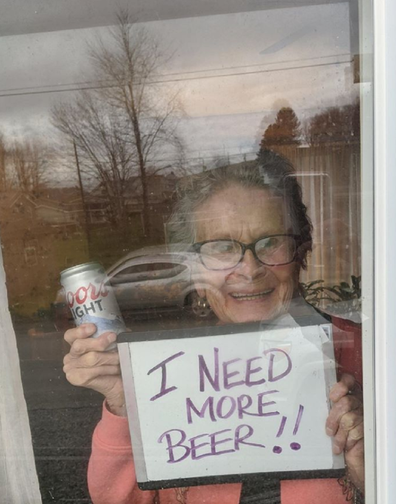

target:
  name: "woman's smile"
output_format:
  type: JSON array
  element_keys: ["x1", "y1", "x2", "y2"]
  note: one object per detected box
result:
[{"x1": 228, "y1": 288, "x2": 275, "y2": 301}]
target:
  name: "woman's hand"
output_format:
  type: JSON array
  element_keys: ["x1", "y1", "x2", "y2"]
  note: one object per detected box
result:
[
  {"x1": 326, "y1": 373, "x2": 364, "y2": 491},
  {"x1": 63, "y1": 323, "x2": 126, "y2": 416}
]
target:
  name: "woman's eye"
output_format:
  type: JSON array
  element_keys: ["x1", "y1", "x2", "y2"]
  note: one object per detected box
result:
[
  {"x1": 214, "y1": 242, "x2": 236, "y2": 254},
  {"x1": 201, "y1": 241, "x2": 237, "y2": 258},
  {"x1": 261, "y1": 237, "x2": 279, "y2": 250}
]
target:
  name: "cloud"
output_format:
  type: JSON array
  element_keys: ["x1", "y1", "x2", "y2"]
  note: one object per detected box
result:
[{"x1": 0, "y1": 4, "x2": 356, "y2": 160}]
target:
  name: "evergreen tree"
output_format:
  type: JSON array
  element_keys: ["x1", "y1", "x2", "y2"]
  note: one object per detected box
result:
[{"x1": 259, "y1": 107, "x2": 301, "y2": 154}]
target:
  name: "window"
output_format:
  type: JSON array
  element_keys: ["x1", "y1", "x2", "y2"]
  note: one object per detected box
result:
[
  {"x1": 116, "y1": 264, "x2": 154, "y2": 276},
  {"x1": 0, "y1": 1, "x2": 381, "y2": 503},
  {"x1": 24, "y1": 244, "x2": 38, "y2": 266}
]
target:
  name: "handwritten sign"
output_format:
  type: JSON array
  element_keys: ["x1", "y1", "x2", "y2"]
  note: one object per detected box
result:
[{"x1": 118, "y1": 323, "x2": 344, "y2": 487}]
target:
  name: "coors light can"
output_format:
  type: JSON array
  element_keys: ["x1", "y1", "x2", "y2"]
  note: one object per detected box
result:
[{"x1": 60, "y1": 262, "x2": 126, "y2": 344}]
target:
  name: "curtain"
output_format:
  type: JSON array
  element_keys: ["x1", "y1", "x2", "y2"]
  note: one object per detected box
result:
[
  {"x1": 272, "y1": 143, "x2": 361, "y2": 286},
  {"x1": 0, "y1": 244, "x2": 42, "y2": 504}
]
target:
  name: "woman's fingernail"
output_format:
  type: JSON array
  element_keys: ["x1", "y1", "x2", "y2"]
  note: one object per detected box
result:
[
  {"x1": 107, "y1": 333, "x2": 117, "y2": 343},
  {"x1": 83, "y1": 323, "x2": 96, "y2": 334},
  {"x1": 333, "y1": 445, "x2": 342, "y2": 455}
]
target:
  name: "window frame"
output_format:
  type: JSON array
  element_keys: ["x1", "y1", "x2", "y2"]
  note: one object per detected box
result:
[{"x1": 373, "y1": 0, "x2": 396, "y2": 502}]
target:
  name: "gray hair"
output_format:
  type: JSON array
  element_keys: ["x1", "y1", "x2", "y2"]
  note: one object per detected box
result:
[{"x1": 167, "y1": 150, "x2": 313, "y2": 268}]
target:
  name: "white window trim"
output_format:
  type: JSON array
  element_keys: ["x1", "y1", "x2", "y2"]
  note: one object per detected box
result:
[{"x1": 373, "y1": 0, "x2": 396, "y2": 501}]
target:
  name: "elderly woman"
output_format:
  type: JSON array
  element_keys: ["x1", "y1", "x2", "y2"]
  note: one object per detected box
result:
[{"x1": 63, "y1": 150, "x2": 364, "y2": 504}]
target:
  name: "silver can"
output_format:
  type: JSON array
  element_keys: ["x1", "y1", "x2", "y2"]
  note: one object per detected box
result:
[{"x1": 60, "y1": 262, "x2": 126, "y2": 342}]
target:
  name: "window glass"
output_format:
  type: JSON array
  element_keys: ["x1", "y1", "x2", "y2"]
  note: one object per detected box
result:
[
  {"x1": 150, "y1": 263, "x2": 180, "y2": 272},
  {"x1": 116, "y1": 264, "x2": 155, "y2": 276},
  {"x1": 0, "y1": 1, "x2": 373, "y2": 503}
]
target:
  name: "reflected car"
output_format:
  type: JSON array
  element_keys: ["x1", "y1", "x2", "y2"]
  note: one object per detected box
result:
[
  {"x1": 107, "y1": 249, "x2": 212, "y2": 319},
  {"x1": 53, "y1": 247, "x2": 211, "y2": 330}
]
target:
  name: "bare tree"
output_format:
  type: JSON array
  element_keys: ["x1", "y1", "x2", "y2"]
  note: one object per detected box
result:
[
  {"x1": 8, "y1": 139, "x2": 48, "y2": 194},
  {"x1": 52, "y1": 10, "x2": 183, "y2": 236},
  {"x1": 53, "y1": 92, "x2": 136, "y2": 225},
  {"x1": 307, "y1": 101, "x2": 360, "y2": 146}
]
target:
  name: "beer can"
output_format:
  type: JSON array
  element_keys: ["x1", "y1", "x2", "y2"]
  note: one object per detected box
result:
[{"x1": 60, "y1": 262, "x2": 126, "y2": 344}]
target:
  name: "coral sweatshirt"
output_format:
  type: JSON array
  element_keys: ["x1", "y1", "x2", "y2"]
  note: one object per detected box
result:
[{"x1": 88, "y1": 316, "x2": 362, "y2": 504}]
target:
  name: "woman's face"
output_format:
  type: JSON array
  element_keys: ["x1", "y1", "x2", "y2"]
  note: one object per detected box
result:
[{"x1": 194, "y1": 184, "x2": 299, "y2": 324}]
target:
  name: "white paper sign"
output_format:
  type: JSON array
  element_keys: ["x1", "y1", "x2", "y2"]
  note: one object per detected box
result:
[{"x1": 118, "y1": 324, "x2": 344, "y2": 484}]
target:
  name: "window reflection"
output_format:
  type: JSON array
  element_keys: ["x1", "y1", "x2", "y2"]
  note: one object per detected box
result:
[{"x1": 0, "y1": 2, "x2": 365, "y2": 502}]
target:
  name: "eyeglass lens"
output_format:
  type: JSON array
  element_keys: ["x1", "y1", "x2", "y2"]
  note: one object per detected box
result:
[{"x1": 199, "y1": 236, "x2": 296, "y2": 269}]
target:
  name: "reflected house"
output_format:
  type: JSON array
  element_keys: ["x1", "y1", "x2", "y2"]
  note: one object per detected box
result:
[
  {"x1": 85, "y1": 172, "x2": 179, "y2": 238},
  {"x1": 0, "y1": 188, "x2": 88, "y2": 316},
  {"x1": 0, "y1": 173, "x2": 179, "y2": 317}
]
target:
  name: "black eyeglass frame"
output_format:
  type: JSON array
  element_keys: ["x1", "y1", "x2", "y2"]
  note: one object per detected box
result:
[{"x1": 191, "y1": 234, "x2": 301, "y2": 270}]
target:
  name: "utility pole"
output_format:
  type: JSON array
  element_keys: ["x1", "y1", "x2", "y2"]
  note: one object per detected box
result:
[{"x1": 73, "y1": 140, "x2": 91, "y2": 257}]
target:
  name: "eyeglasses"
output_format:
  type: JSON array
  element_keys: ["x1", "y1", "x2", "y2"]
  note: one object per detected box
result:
[{"x1": 192, "y1": 234, "x2": 299, "y2": 270}]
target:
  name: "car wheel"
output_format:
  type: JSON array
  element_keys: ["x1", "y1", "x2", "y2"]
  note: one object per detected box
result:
[{"x1": 186, "y1": 291, "x2": 213, "y2": 318}]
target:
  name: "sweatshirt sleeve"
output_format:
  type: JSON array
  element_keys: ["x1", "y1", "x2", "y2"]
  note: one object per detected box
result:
[
  {"x1": 87, "y1": 402, "x2": 155, "y2": 504},
  {"x1": 332, "y1": 317, "x2": 362, "y2": 385}
]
